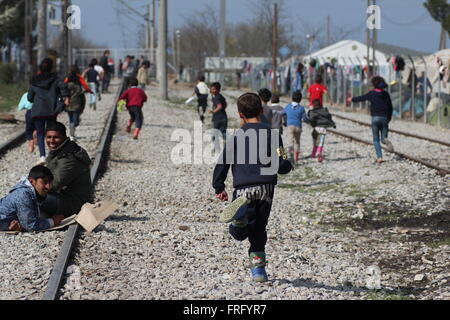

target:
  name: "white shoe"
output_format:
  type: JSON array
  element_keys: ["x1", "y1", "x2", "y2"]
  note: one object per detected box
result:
[
  {"x1": 383, "y1": 139, "x2": 394, "y2": 152},
  {"x1": 36, "y1": 156, "x2": 46, "y2": 165}
]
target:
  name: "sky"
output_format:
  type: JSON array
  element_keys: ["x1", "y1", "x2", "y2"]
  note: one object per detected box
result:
[{"x1": 68, "y1": 0, "x2": 448, "y2": 54}]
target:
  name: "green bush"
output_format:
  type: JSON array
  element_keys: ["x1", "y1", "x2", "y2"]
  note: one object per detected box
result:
[{"x1": 0, "y1": 63, "x2": 17, "y2": 84}]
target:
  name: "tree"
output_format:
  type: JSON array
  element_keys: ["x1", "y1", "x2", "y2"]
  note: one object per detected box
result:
[
  {"x1": 0, "y1": 0, "x2": 25, "y2": 46},
  {"x1": 424, "y1": 0, "x2": 450, "y2": 49}
]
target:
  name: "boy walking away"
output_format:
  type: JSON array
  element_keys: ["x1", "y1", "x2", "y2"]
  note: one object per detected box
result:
[
  {"x1": 351, "y1": 76, "x2": 394, "y2": 164},
  {"x1": 208, "y1": 82, "x2": 228, "y2": 139},
  {"x1": 213, "y1": 93, "x2": 293, "y2": 282},
  {"x1": 307, "y1": 99, "x2": 336, "y2": 163},
  {"x1": 308, "y1": 75, "x2": 332, "y2": 107},
  {"x1": 84, "y1": 63, "x2": 99, "y2": 110},
  {"x1": 137, "y1": 61, "x2": 150, "y2": 91},
  {"x1": 64, "y1": 65, "x2": 93, "y2": 141},
  {"x1": 192, "y1": 76, "x2": 209, "y2": 123},
  {"x1": 0, "y1": 166, "x2": 64, "y2": 232},
  {"x1": 119, "y1": 77, "x2": 148, "y2": 140},
  {"x1": 282, "y1": 90, "x2": 308, "y2": 163},
  {"x1": 269, "y1": 93, "x2": 285, "y2": 135},
  {"x1": 258, "y1": 88, "x2": 273, "y2": 127}
]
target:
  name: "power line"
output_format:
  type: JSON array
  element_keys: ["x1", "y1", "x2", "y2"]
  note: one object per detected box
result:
[{"x1": 382, "y1": 11, "x2": 429, "y2": 27}]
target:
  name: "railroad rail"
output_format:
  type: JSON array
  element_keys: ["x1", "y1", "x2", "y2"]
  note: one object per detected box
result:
[
  {"x1": 331, "y1": 113, "x2": 450, "y2": 148},
  {"x1": 0, "y1": 130, "x2": 26, "y2": 157},
  {"x1": 223, "y1": 91, "x2": 450, "y2": 176}
]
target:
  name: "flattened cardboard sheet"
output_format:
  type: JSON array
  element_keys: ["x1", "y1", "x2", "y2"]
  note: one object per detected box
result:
[{"x1": 75, "y1": 200, "x2": 119, "y2": 233}]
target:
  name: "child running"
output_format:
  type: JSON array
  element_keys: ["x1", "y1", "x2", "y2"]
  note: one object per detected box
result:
[
  {"x1": 208, "y1": 82, "x2": 228, "y2": 139},
  {"x1": 212, "y1": 92, "x2": 293, "y2": 282},
  {"x1": 64, "y1": 65, "x2": 93, "y2": 141},
  {"x1": 351, "y1": 76, "x2": 394, "y2": 164},
  {"x1": 308, "y1": 74, "x2": 333, "y2": 107},
  {"x1": 307, "y1": 99, "x2": 336, "y2": 163},
  {"x1": 282, "y1": 90, "x2": 308, "y2": 163},
  {"x1": 118, "y1": 77, "x2": 148, "y2": 140},
  {"x1": 192, "y1": 76, "x2": 209, "y2": 123},
  {"x1": 84, "y1": 63, "x2": 99, "y2": 110}
]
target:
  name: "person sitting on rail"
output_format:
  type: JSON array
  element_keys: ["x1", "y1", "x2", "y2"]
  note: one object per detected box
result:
[
  {"x1": 306, "y1": 99, "x2": 336, "y2": 163},
  {"x1": 351, "y1": 76, "x2": 394, "y2": 164},
  {"x1": 212, "y1": 93, "x2": 293, "y2": 283},
  {"x1": 39, "y1": 122, "x2": 94, "y2": 218},
  {"x1": 0, "y1": 166, "x2": 64, "y2": 232},
  {"x1": 118, "y1": 77, "x2": 148, "y2": 140}
]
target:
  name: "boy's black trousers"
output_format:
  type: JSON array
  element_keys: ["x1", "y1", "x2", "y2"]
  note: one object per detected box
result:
[{"x1": 229, "y1": 185, "x2": 275, "y2": 254}]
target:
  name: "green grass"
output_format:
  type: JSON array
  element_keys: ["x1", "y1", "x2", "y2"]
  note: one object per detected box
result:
[
  {"x1": 0, "y1": 82, "x2": 27, "y2": 112},
  {"x1": 426, "y1": 238, "x2": 450, "y2": 249}
]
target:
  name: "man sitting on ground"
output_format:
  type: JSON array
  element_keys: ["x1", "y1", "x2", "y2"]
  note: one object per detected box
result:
[
  {"x1": 40, "y1": 122, "x2": 94, "y2": 218},
  {"x1": 0, "y1": 166, "x2": 64, "y2": 232}
]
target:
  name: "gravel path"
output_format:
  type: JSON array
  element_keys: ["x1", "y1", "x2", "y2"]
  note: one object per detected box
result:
[
  {"x1": 0, "y1": 82, "x2": 118, "y2": 300},
  {"x1": 60, "y1": 85, "x2": 449, "y2": 300}
]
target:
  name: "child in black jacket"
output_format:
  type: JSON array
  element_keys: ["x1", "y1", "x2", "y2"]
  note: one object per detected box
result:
[
  {"x1": 307, "y1": 99, "x2": 336, "y2": 162},
  {"x1": 351, "y1": 76, "x2": 394, "y2": 163},
  {"x1": 212, "y1": 93, "x2": 293, "y2": 283}
]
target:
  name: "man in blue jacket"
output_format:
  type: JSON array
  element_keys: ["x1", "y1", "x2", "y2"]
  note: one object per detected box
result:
[{"x1": 0, "y1": 166, "x2": 64, "y2": 232}]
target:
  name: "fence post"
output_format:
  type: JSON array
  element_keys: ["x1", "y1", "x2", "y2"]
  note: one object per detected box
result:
[
  {"x1": 438, "y1": 69, "x2": 441, "y2": 127},
  {"x1": 419, "y1": 55, "x2": 428, "y2": 124},
  {"x1": 348, "y1": 57, "x2": 355, "y2": 110},
  {"x1": 408, "y1": 55, "x2": 416, "y2": 121}
]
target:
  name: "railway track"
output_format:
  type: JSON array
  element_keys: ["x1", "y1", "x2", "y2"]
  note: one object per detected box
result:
[
  {"x1": 42, "y1": 84, "x2": 120, "y2": 300},
  {"x1": 224, "y1": 91, "x2": 450, "y2": 176},
  {"x1": 0, "y1": 81, "x2": 120, "y2": 300}
]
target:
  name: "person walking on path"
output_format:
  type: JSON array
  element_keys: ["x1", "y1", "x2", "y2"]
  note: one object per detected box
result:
[
  {"x1": 27, "y1": 58, "x2": 70, "y2": 165},
  {"x1": 64, "y1": 65, "x2": 93, "y2": 141},
  {"x1": 307, "y1": 74, "x2": 332, "y2": 107},
  {"x1": 118, "y1": 77, "x2": 148, "y2": 140},
  {"x1": 306, "y1": 99, "x2": 336, "y2": 163},
  {"x1": 282, "y1": 90, "x2": 308, "y2": 163},
  {"x1": 122, "y1": 56, "x2": 137, "y2": 93},
  {"x1": 137, "y1": 61, "x2": 150, "y2": 91},
  {"x1": 269, "y1": 93, "x2": 285, "y2": 135},
  {"x1": 351, "y1": 76, "x2": 394, "y2": 164},
  {"x1": 208, "y1": 82, "x2": 228, "y2": 140},
  {"x1": 191, "y1": 76, "x2": 209, "y2": 123},
  {"x1": 100, "y1": 50, "x2": 112, "y2": 93},
  {"x1": 84, "y1": 63, "x2": 99, "y2": 110},
  {"x1": 212, "y1": 92, "x2": 293, "y2": 282},
  {"x1": 258, "y1": 88, "x2": 273, "y2": 126}
]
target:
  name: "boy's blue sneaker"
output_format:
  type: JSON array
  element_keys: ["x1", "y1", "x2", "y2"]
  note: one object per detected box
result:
[
  {"x1": 249, "y1": 252, "x2": 268, "y2": 282},
  {"x1": 220, "y1": 196, "x2": 247, "y2": 223}
]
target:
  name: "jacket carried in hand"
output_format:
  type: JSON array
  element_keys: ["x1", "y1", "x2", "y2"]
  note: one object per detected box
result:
[
  {"x1": 307, "y1": 107, "x2": 336, "y2": 128},
  {"x1": 27, "y1": 72, "x2": 70, "y2": 118},
  {"x1": 46, "y1": 139, "x2": 94, "y2": 216},
  {"x1": 0, "y1": 177, "x2": 53, "y2": 232}
]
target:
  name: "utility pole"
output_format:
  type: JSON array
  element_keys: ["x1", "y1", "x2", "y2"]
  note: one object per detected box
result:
[
  {"x1": 176, "y1": 29, "x2": 181, "y2": 80},
  {"x1": 146, "y1": 3, "x2": 150, "y2": 49},
  {"x1": 326, "y1": 15, "x2": 331, "y2": 46},
  {"x1": 439, "y1": 25, "x2": 447, "y2": 50},
  {"x1": 61, "y1": 0, "x2": 69, "y2": 76},
  {"x1": 37, "y1": 0, "x2": 47, "y2": 64},
  {"x1": 150, "y1": 0, "x2": 155, "y2": 64},
  {"x1": 25, "y1": 0, "x2": 33, "y2": 79},
  {"x1": 219, "y1": 0, "x2": 226, "y2": 85},
  {"x1": 158, "y1": 0, "x2": 168, "y2": 100},
  {"x1": 272, "y1": 3, "x2": 278, "y2": 91},
  {"x1": 366, "y1": 0, "x2": 371, "y2": 78},
  {"x1": 372, "y1": 0, "x2": 377, "y2": 75}
]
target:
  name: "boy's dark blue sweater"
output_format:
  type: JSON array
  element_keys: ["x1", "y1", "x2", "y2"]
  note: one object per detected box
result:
[
  {"x1": 352, "y1": 89, "x2": 393, "y2": 120},
  {"x1": 212, "y1": 122, "x2": 293, "y2": 194}
]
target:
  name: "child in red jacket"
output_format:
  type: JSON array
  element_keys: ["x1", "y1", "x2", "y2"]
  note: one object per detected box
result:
[{"x1": 118, "y1": 77, "x2": 148, "y2": 139}]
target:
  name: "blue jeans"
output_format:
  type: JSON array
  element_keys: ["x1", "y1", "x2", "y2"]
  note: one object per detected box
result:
[
  {"x1": 371, "y1": 116, "x2": 389, "y2": 159},
  {"x1": 34, "y1": 117, "x2": 56, "y2": 157},
  {"x1": 68, "y1": 111, "x2": 80, "y2": 127}
]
